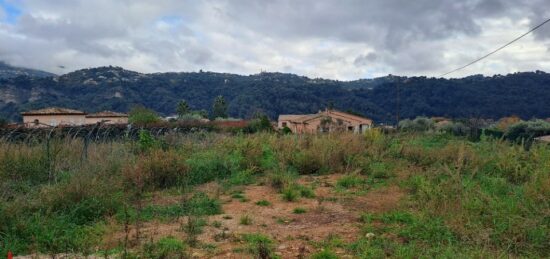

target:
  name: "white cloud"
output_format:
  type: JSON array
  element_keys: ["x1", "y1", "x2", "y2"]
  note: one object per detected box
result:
[{"x1": 0, "y1": 0, "x2": 549, "y2": 79}]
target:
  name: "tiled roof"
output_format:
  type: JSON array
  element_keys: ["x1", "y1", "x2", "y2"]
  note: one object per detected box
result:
[
  {"x1": 278, "y1": 114, "x2": 311, "y2": 121},
  {"x1": 86, "y1": 111, "x2": 128, "y2": 118},
  {"x1": 21, "y1": 107, "x2": 86, "y2": 115}
]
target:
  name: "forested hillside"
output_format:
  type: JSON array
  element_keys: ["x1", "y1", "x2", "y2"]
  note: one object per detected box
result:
[{"x1": 1, "y1": 66, "x2": 549, "y2": 123}]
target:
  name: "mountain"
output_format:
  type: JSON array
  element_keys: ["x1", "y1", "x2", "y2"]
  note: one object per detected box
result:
[
  {"x1": 1, "y1": 66, "x2": 550, "y2": 123},
  {"x1": 0, "y1": 61, "x2": 56, "y2": 79}
]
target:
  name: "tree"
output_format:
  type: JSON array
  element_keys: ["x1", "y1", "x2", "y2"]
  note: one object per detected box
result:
[
  {"x1": 176, "y1": 100, "x2": 190, "y2": 118},
  {"x1": 128, "y1": 106, "x2": 160, "y2": 125},
  {"x1": 212, "y1": 95, "x2": 228, "y2": 119}
]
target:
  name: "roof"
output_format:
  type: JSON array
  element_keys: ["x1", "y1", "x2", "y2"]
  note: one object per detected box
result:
[
  {"x1": 278, "y1": 114, "x2": 315, "y2": 121},
  {"x1": 324, "y1": 110, "x2": 373, "y2": 124},
  {"x1": 86, "y1": 111, "x2": 128, "y2": 118},
  {"x1": 278, "y1": 110, "x2": 373, "y2": 124},
  {"x1": 21, "y1": 107, "x2": 86, "y2": 116}
]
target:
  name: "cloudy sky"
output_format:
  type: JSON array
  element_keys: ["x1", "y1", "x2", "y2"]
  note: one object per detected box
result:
[{"x1": 0, "y1": 0, "x2": 549, "y2": 80}]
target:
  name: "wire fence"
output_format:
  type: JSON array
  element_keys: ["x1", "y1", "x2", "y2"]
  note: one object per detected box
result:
[{"x1": 0, "y1": 123, "x2": 222, "y2": 144}]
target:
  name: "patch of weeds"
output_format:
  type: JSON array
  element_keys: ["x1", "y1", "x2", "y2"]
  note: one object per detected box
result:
[
  {"x1": 227, "y1": 169, "x2": 256, "y2": 186},
  {"x1": 231, "y1": 191, "x2": 250, "y2": 202},
  {"x1": 310, "y1": 248, "x2": 339, "y2": 259},
  {"x1": 142, "y1": 236, "x2": 187, "y2": 258},
  {"x1": 240, "y1": 214, "x2": 253, "y2": 225},
  {"x1": 182, "y1": 216, "x2": 207, "y2": 247},
  {"x1": 297, "y1": 184, "x2": 316, "y2": 198},
  {"x1": 255, "y1": 200, "x2": 272, "y2": 206},
  {"x1": 183, "y1": 192, "x2": 223, "y2": 216},
  {"x1": 241, "y1": 233, "x2": 278, "y2": 259},
  {"x1": 293, "y1": 207, "x2": 307, "y2": 214},
  {"x1": 212, "y1": 220, "x2": 222, "y2": 228},
  {"x1": 336, "y1": 174, "x2": 366, "y2": 189},
  {"x1": 281, "y1": 187, "x2": 299, "y2": 202}
]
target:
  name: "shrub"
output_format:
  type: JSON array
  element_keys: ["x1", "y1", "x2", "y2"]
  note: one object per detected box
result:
[
  {"x1": 504, "y1": 119, "x2": 550, "y2": 143},
  {"x1": 399, "y1": 117, "x2": 435, "y2": 132},
  {"x1": 186, "y1": 150, "x2": 231, "y2": 185},
  {"x1": 241, "y1": 233, "x2": 276, "y2": 258},
  {"x1": 128, "y1": 106, "x2": 160, "y2": 125},
  {"x1": 182, "y1": 192, "x2": 222, "y2": 216},
  {"x1": 281, "y1": 187, "x2": 299, "y2": 202}
]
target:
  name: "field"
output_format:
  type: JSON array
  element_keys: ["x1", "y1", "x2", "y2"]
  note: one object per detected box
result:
[{"x1": 0, "y1": 130, "x2": 549, "y2": 258}]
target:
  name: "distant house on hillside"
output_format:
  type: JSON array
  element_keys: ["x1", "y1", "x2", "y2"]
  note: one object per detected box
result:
[
  {"x1": 21, "y1": 107, "x2": 128, "y2": 128},
  {"x1": 278, "y1": 109, "x2": 373, "y2": 133},
  {"x1": 22, "y1": 107, "x2": 87, "y2": 127},
  {"x1": 85, "y1": 111, "x2": 128, "y2": 125}
]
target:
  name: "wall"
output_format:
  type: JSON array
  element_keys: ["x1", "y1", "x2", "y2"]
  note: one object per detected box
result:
[
  {"x1": 85, "y1": 117, "x2": 128, "y2": 125},
  {"x1": 23, "y1": 114, "x2": 86, "y2": 127}
]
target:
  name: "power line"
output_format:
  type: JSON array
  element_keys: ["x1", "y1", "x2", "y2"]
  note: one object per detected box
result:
[{"x1": 439, "y1": 17, "x2": 550, "y2": 77}]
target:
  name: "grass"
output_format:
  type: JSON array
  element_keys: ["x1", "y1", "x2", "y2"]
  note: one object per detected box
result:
[
  {"x1": 255, "y1": 199, "x2": 271, "y2": 206},
  {"x1": 293, "y1": 207, "x2": 307, "y2": 214},
  {"x1": 0, "y1": 132, "x2": 548, "y2": 257},
  {"x1": 240, "y1": 215, "x2": 253, "y2": 225}
]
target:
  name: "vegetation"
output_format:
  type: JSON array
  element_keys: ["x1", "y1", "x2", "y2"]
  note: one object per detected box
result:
[
  {"x1": 2, "y1": 66, "x2": 550, "y2": 122},
  {"x1": 0, "y1": 130, "x2": 548, "y2": 257}
]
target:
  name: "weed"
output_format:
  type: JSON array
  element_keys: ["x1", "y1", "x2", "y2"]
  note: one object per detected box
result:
[
  {"x1": 240, "y1": 214, "x2": 253, "y2": 225},
  {"x1": 255, "y1": 200, "x2": 272, "y2": 206},
  {"x1": 293, "y1": 207, "x2": 307, "y2": 214},
  {"x1": 281, "y1": 187, "x2": 299, "y2": 202}
]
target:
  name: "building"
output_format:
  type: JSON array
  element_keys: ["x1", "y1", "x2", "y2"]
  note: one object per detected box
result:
[
  {"x1": 21, "y1": 107, "x2": 128, "y2": 127},
  {"x1": 22, "y1": 107, "x2": 87, "y2": 127},
  {"x1": 278, "y1": 109, "x2": 373, "y2": 133},
  {"x1": 85, "y1": 111, "x2": 128, "y2": 125}
]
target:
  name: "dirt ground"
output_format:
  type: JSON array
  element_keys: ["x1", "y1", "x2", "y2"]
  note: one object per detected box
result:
[
  {"x1": 130, "y1": 174, "x2": 402, "y2": 258},
  {"x1": 15, "y1": 174, "x2": 404, "y2": 259}
]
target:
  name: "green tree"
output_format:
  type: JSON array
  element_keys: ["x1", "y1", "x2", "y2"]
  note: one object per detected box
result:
[
  {"x1": 128, "y1": 106, "x2": 160, "y2": 125},
  {"x1": 176, "y1": 100, "x2": 190, "y2": 118},
  {"x1": 212, "y1": 95, "x2": 228, "y2": 119}
]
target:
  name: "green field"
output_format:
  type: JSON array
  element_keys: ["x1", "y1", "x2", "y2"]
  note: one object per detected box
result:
[{"x1": 0, "y1": 131, "x2": 548, "y2": 258}]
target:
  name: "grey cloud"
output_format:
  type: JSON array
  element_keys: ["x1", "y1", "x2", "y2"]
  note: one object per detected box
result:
[
  {"x1": 0, "y1": 0, "x2": 549, "y2": 79},
  {"x1": 354, "y1": 53, "x2": 377, "y2": 67}
]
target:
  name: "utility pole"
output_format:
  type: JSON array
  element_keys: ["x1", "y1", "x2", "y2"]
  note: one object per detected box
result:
[{"x1": 395, "y1": 82, "x2": 400, "y2": 127}]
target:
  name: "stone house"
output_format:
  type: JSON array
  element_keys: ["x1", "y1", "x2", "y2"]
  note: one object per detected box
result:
[
  {"x1": 278, "y1": 109, "x2": 373, "y2": 133},
  {"x1": 21, "y1": 107, "x2": 87, "y2": 127},
  {"x1": 22, "y1": 108, "x2": 128, "y2": 127}
]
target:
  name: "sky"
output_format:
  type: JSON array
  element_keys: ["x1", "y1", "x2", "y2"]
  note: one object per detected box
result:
[{"x1": 0, "y1": 0, "x2": 549, "y2": 80}]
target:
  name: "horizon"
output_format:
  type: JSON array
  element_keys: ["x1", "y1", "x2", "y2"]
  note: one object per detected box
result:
[{"x1": 1, "y1": 1, "x2": 549, "y2": 80}]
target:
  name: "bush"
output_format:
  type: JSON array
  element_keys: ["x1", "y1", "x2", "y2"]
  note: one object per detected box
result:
[
  {"x1": 437, "y1": 121, "x2": 469, "y2": 136},
  {"x1": 399, "y1": 117, "x2": 435, "y2": 132},
  {"x1": 128, "y1": 106, "x2": 160, "y2": 125},
  {"x1": 504, "y1": 119, "x2": 550, "y2": 143}
]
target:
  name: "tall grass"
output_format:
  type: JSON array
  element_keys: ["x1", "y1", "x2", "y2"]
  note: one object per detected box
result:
[{"x1": 0, "y1": 131, "x2": 548, "y2": 257}]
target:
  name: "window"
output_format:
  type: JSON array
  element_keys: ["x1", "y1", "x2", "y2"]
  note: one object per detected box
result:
[
  {"x1": 33, "y1": 119, "x2": 39, "y2": 125},
  {"x1": 282, "y1": 122, "x2": 287, "y2": 127},
  {"x1": 348, "y1": 126, "x2": 354, "y2": 131}
]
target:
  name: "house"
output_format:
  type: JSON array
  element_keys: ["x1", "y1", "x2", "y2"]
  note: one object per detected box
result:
[
  {"x1": 85, "y1": 111, "x2": 128, "y2": 125},
  {"x1": 278, "y1": 109, "x2": 373, "y2": 133},
  {"x1": 21, "y1": 107, "x2": 129, "y2": 127},
  {"x1": 21, "y1": 107, "x2": 87, "y2": 127}
]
